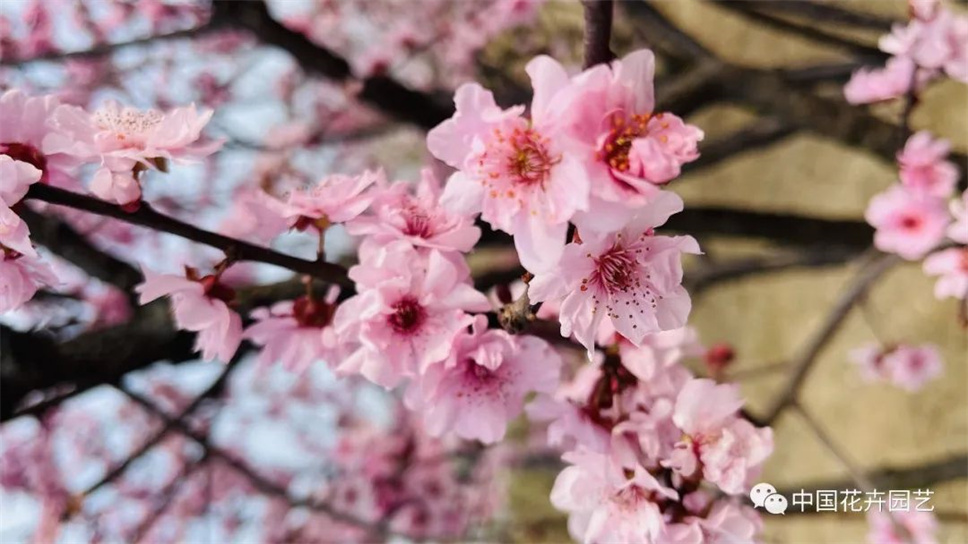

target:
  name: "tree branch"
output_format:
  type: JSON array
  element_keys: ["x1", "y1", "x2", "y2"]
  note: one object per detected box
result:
[
  {"x1": 761, "y1": 251, "x2": 901, "y2": 423},
  {"x1": 582, "y1": 0, "x2": 615, "y2": 69},
  {"x1": 25, "y1": 184, "x2": 351, "y2": 287}
]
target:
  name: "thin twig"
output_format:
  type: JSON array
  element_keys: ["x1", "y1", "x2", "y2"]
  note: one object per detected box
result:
[{"x1": 793, "y1": 402, "x2": 876, "y2": 491}]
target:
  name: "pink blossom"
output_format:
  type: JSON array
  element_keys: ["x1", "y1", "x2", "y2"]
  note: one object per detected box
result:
[
  {"x1": 0, "y1": 154, "x2": 42, "y2": 206},
  {"x1": 619, "y1": 326, "x2": 703, "y2": 381},
  {"x1": 135, "y1": 267, "x2": 242, "y2": 362},
  {"x1": 0, "y1": 90, "x2": 80, "y2": 187},
  {"x1": 218, "y1": 188, "x2": 289, "y2": 246},
  {"x1": 1, "y1": 251, "x2": 58, "y2": 313},
  {"x1": 284, "y1": 169, "x2": 382, "y2": 230},
  {"x1": 430, "y1": 56, "x2": 590, "y2": 272},
  {"x1": 409, "y1": 316, "x2": 561, "y2": 443},
  {"x1": 897, "y1": 131, "x2": 958, "y2": 197},
  {"x1": 948, "y1": 190, "x2": 968, "y2": 243},
  {"x1": 526, "y1": 362, "x2": 613, "y2": 453},
  {"x1": 557, "y1": 49, "x2": 703, "y2": 233},
  {"x1": 0, "y1": 202, "x2": 36, "y2": 257},
  {"x1": 844, "y1": 57, "x2": 919, "y2": 104},
  {"x1": 865, "y1": 185, "x2": 949, "y2": 260},
  {"x1": 667, "y1": 379, "x2": 773, "y2": 494},
  {"x1": 346, "y1": 168, "x2": 480, "y2": 252},
  {"x1": 550, "y1": 449, "x2": 677, "y2": 544},
  {"x1": 85, "y1": 285, "x2": 132, "y2": 329},
  {"x1": 244, "y1": 286, "x2": 343, "y2": 372},
  {"x1": 850, "y1": 343, "x2": 944, "y2": 391},
  {"x1": 333, "y1": 243, "x2": 489, "y2": 388},
  {"x1": 868, "y1": 510, "x2": 938, "y2": 544},
  {"x1": 923, "y1": 247, "x2": 968, "y2": 299},
  {"x1": 529, "y1": 191, "x2": 700, "y2": 353},
  {"x1": 48, "y1": 100, "x2": 220, "y2": 205}
]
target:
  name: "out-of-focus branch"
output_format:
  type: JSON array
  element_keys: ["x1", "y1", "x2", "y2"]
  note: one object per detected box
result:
[
  {"x1": 681, "y1": 116, "x2": 796, "y2": 175},
  {"x1": 711, "y1": 1, "x2": 888, "y2": 62},
  {"x1": 17, "y1": 206, "x2": 142, "y2": 292},
  {"x1": 654, "y1": 60, "x2": 724, "y2": 117},
  {"x1": 666, "y1": 207, "x2": 873, "y2": 248},
  {"x1": 761, "y1": 251, "x2": 901, "y2": 423},
  {"x1": 622, "y1": 1, "x2": 714, "y2": 62},
  {"x1": 777, "y1": 454, "x2": 968, "y2": 514},
  {"x1": 582, "y1": 0, "x2": 615, "y2": 69},
  {"x1": 794, "y1": 402, "x2": 875, "y2": 491},
  {"x1": 779, "y1": 61, "x2": 871, "y2": 84},
  {"x1": 0, "y1": 24, "x2": 220, "y2": 66},
  {"x1": 740, "y1": 1, "x2": 897, "y2": 31},
  {"x1": 25, "y1": 184, "x2": 351, "y2": 286},
  {"x1": 211, "y1": 0, "x2": 452, "y2": 130},
  {"x1": 686, "y1": 246, "x2": 861, "y2": 295}
]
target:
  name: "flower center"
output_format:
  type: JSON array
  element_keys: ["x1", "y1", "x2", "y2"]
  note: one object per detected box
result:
[
  {"x1": 900, "y1": 215, "x2": 922, "y2": 230},
  {"x1": 388, "y1": 296, "x2": 425, "y2": 333},
  {"x1": 1, "y1": 142, "x2": 48, "y2": 182},
  {"x1": 94, "y1": 106, "x2": 163, "y2": 144},
  {"x1": 293, "y1": 295, "x2": 335, "y2": 328},
  {"x1": 588, "y1": 244, "x2": 640, "y2": 294},
  {"x1": 598, "y1": 112, "x2": 651, "y2": 172},
  {"x1": 959, "y1": 249, "x2": 968, "y2": 272},
  {"x1": 482, "y1": 124, "x2": 560, "y2": 188},
  {"x1": 402, "y1": 203, "x2": 435, "y2": 239}
]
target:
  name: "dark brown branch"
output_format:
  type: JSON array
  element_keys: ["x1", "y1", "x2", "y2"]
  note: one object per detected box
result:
[
  {"x1": 26, "y1": 184, "x2": 351, "y2": 287},
  {"x1": 0, "y1": 24, "x2": 219, "y2": 66},
  {"x1": 740, "y1": 1, "x2": 897, "y2": 31},
  {"x1": 779, "y1": 61, "x2": 871, "y2": 84},
  {"x1": 666, "y1": 207, "x2": 873, "y2": 248},
  {"x1": 621, "y1": 1, "x2": 713, "y2": 62},
  {"x1": 776, "y1": 454, "x2": 968, "y2": 514},
  {"x1": 711, "y1": 1, "x2": 888, "y2": 61},
  {"x1": 17, "y1": 206, "x2": 142, "y2": 292},
  {"x1": 582, "y1": 0, "x2": 615, "y2": 69},
  {"x1": 212, "y1": 0, "x2": 452, "y2": 130},
  {"x1": 760, "y1": 251, "x2": 901, "y2": 423}
]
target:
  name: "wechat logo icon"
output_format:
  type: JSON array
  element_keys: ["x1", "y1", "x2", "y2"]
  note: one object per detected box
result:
[{"x1": 750, "y1": 482, "x2": 787, "y2": 515}]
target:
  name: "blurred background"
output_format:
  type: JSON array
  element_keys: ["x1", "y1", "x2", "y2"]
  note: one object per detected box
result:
[{"x1": 1, "y1": 1, "x2": 966, "y2": 542}]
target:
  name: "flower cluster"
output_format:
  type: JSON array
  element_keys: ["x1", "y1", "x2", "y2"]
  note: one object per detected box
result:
[
  {"x1": 850, "y1": 343, "x2": 944, "y2": 392},
  {"x1": 844, "y1": 0, "x2": 967, "y2": 104}
]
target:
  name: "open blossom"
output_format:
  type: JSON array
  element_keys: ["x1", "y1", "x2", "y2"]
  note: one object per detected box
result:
[
  {"x1": 666, "y1": 379, "x2": 773, "y2": 495},
  {"x1": 0, "y1": 90, "x2": 81, "y2": 190},
  {"x1": 949, "y1": 190, "x2": 968, "y2": 243},
  {"x1": 48, "y1": 100, "x2": 219, "y2": 205},
  {"x1": 284, "y1": 169, "x2": 382, "y2": 230},
  {"x1": 867, "y1": 510, "x2": 938, "y2": 544},
  {"x1": 923, "y1": 247, "x2": 968, "y2": 299},
  {"x1": 333, "y1": 243, "x2": 489, "y2": 388},
  {"x1": 1, "y1": 251, "x2": 58, "y2": 313},
  {"x1": 408, "y1": 315, "x2": 561, "y2": 444},
  {"x1": 346, "y1": 168, "x2": 480, "y2": 253},
  {"x1": 245, "y1": 286, "x2": 343, "y2": 372},
  {"x1": 550, "y1": 449, "x2": 677, "y2": 544},
  {"x1": 891, "y1": 6, "x2": 968, "y2": 82},
  {"x1": 560, "y1": 49, "x2": 703, "y2": 233},
  {"x1": 430, "y1": 57, "x2": 590, "y2": 272},
  {"x1": 850, "y1": 343, "x2": 943, "y2": 391},
  {"x1": 897, "y1": 131, "x2": 959, "y2": 197},
  {"x1": 530, "y1": 191, "x2": 700, "y2": 353},
  {"x1": 865, "y1": 185, "x2": 949, "y2": 260},
  {"x1": 136, "y1": 267, "x2": 242, "y2": 362}
]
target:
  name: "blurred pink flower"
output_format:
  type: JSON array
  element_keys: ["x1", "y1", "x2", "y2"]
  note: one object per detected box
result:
[
  {"x1": 923, "y1": 247, "x2": 968, "y2": 299},
  {"x1": 0, "y1": 251, "x2": 58, "y2": 313},
  {"x1": 409, "y1": 315, "x2": 561, "y2": 443},
  {"x1": 844, "y1": 57, "x2": 919, "y2": 104},
  {"x1": 868, "y1": 510, "x2": 938, "y2": 544},
  {"x1": 865, "y1": 185, "x2": 949, "y2": 260},
  {"x1": 897, "y1": 131, "x2": 959, "y2": 197},
  {"x1": 285, "y1": 169, "x2": 382, "y2": 230},
  {"x1": 850, "y1": 343, "x2": 943, "y2": 391},
  {"x1": 245, "y1": 287, "x2": 343, "y2": 372}
]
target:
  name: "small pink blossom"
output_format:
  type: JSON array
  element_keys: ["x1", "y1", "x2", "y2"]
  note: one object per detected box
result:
[
  {"x1": 430, "y1": 56, "x2": 591, "y2": 272},
  {"x1": 667, "y1": 379, "x2": 773, "y2": 494},
  {"x1": 333, "y1": 243, "x2": 489, "y2": 388},
  {"x1": 868, "y1": 510, "x2": 938, "y2": 544},
  {"x1": 346, "y1": 168, "x2": 480, "y2": 252},
  {"x1": 529, "y1": 191, "x2": 700, "y2": 354},
  {"x1": 409, "y1": 315, "x2": 561, "y2": 444},
  {"x1": 244, "y1": 286, "x2": 343, "y2": 372},
  {"x1": 218, "y1": 188, "x2": 289, "y2": 246},
  {"x1": 844, "y1": 57, "x2": 919, "y2": 104},
  {"x1": 1, "y1": 251, "x2": 58, "y2": 313},
  {"x1": 850, "y1": 343, "x2": 944, "y2": 391},
  {"x1": 948, "y1": 190, "x2": 968, "y2": 243},
  {"x1": 897, "y1": 131, "x2": 958, "y2": 198},
  {"x1": 135, "y1": 267, "x2": 242, "y2": 362},
  {"x1": 923, "y1": 247, "x2": 968, "y2": 299},
  {"x1": 865, "y1": 185, "x2": 949, "y2": 260},
  {"x1": 550, "y1": 449, "x2": 677, "y2": 544},
  {"x1": 284, "y1": 169, "x2": 382, "y2": 230},
  {"x1": 0, "y1": 154, "x2": 42, "y2": 206}
]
